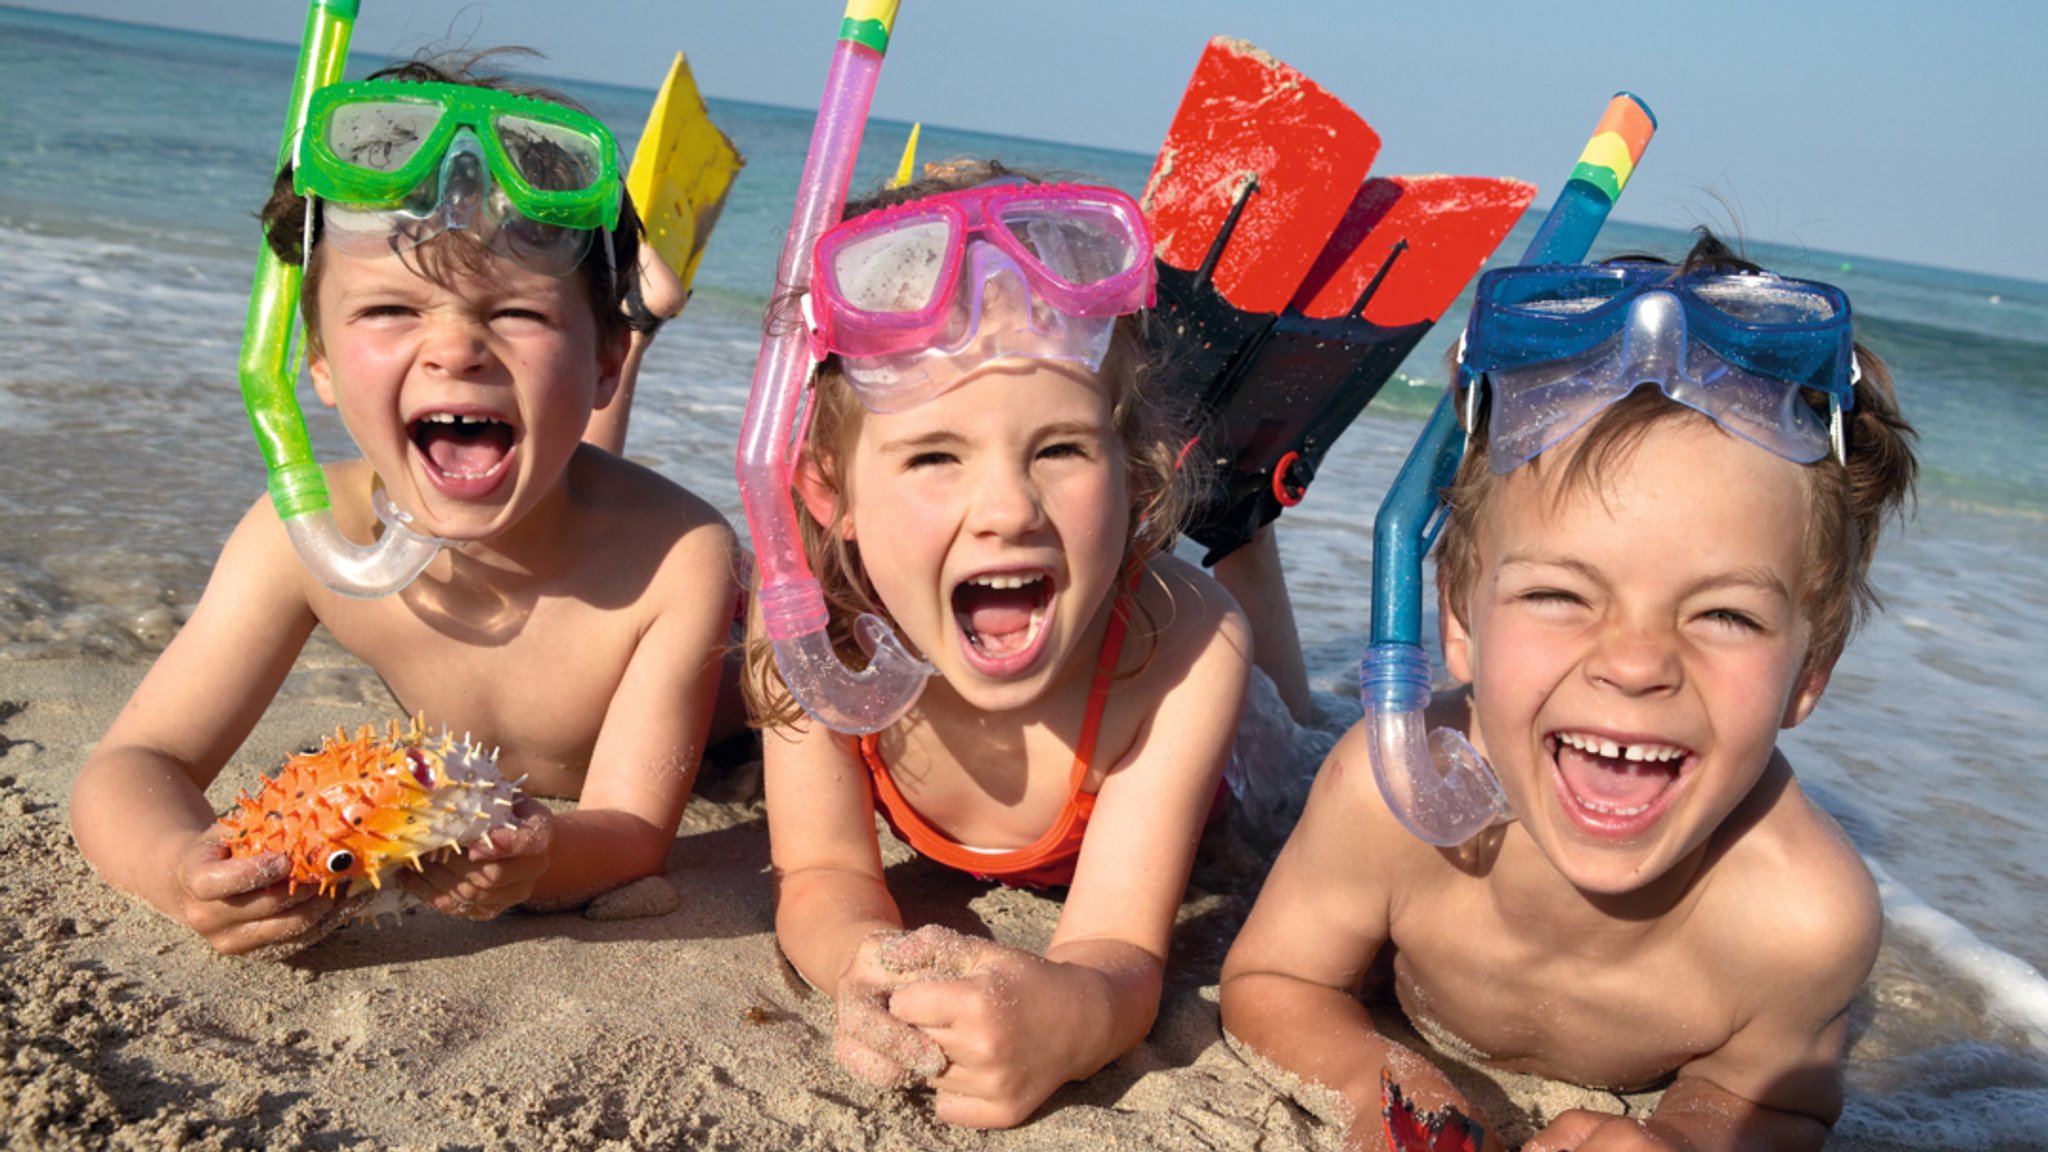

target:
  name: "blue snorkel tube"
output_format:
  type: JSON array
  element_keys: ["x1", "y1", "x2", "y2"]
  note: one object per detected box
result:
[
  {"x1": 1362, "y1": 93, "x2": 1657, "y2": 846},
  {"x1": 238, "y1": 0, "x2": 446, "y2": 599}
]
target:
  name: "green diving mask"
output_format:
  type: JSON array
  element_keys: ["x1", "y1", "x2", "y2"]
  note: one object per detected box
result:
[{"x1": 294, "y1": 79, "x2": 622, "y2": 276}]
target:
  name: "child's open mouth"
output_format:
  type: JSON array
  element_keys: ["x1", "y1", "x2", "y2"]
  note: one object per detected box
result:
[
  {"x1": 410, "y1": 411, "x2": 515, "y2": 498},
  {"x1": 1549, "y1": 730, "x2": 1689, "y2": 837},
  {"x1": 951, "y1": 572, "x2": 1053, "y2": 676}
]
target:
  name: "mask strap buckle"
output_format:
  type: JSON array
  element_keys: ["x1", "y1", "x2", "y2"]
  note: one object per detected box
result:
[{"x1": 1831, "y1": 356, "x2": 1861, "y2": 466}]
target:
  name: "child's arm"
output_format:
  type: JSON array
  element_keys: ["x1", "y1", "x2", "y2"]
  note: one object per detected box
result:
[
  {"x1": 585, "y1": 243, "x2": 687, "y2": 456},
  {"x1": 762, "y1": 711, "x2": 948, "y2": 1086},
  {"x1": 1220, "y1": 725, "x2": 1495, "y2": 1150},
  {"x1": 69, "y1": 499, "x2": 338, "y2": 955},
  {"x1": 404, "y1": 516, "x2": 741, "y2": 915},
  {"x1": 885, "y1": 564, "x2": 1253, "y2": 1128}
]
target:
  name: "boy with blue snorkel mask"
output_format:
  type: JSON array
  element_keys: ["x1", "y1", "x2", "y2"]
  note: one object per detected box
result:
[
  {"x1": 1221, "y1": 234, "x2": 1917, "y2": 1151},
  {"x1": 72, "y1": 55, "x2": 741, "y2": 956}
]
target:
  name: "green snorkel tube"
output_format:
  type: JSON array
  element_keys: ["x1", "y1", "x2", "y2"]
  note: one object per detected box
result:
[
  {"x1": 237, "y1": 0, "x2": 444, "y2": 599},
  {"x1": 1361, "y1": 93, "x2": 1657, "y2": 846}
]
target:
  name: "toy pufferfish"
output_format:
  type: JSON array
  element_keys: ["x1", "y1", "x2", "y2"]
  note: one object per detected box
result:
[{"x1": 217, "y1": 717, "x2": 525, "y2": 922}]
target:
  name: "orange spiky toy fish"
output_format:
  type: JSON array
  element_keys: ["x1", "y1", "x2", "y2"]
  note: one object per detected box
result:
[{"x1": 217, "y1": 717, "x2": 525, "y2": 922}]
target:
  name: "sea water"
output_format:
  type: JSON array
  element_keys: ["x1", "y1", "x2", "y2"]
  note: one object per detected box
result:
[{"x1": 2, "y1": 9, "x2": 2044, "y2": 1144}]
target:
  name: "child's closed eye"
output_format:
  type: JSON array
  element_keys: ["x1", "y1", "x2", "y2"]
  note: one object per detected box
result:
[
  {"x1": 491, "y1": 306, "x2": 555, "y2": 326},
  {"x1": 1699, "y1": 607, "x2": 1766, "y2": 632},
  {"x1": 1517, "y1": 587, "x2": 1586, "y2": 608},
  {"x1": 1036, "y1": 440, "x2": 1093, "y2": 462}
]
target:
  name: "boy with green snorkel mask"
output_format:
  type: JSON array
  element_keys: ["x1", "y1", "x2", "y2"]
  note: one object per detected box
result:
[
  {"x1": 1221, "y1": 234, "x2": 1919, "y2": 1151},
  {"x1": 72, "y1": 55, "x2": 741, "y2": 956}
]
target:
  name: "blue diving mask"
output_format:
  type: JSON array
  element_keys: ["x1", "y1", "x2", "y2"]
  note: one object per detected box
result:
[{"x1": 1456, "y1": 262, "x2": 1857, "y2": 471}]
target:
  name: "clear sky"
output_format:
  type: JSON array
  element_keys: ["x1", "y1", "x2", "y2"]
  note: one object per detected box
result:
[{"x1": 16, "y1": 0, "x2": 2047, "y2": 282}]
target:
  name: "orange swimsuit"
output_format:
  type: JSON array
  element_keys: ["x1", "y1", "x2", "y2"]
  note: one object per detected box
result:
[{"x1": 857, "y1": 584, "x2": 1134, "y2": 890}]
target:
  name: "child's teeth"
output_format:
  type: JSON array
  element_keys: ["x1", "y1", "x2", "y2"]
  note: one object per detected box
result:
[
  {"x1": 971, "y1": 574, "x2": 1037, "y2": 590},
  {"x1": 1558, "y1": 731, "x2": 1683, "y2": 764}
]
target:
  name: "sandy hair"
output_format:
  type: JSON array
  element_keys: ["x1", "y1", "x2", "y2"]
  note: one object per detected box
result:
[{"x1": 742, "y1": 160, "x2": 1197, "y2": 728}]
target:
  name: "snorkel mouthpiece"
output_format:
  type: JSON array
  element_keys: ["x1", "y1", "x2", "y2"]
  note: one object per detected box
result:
[{"x1": 1361, "y1": 646, "x2": 1510, "y2": 846}]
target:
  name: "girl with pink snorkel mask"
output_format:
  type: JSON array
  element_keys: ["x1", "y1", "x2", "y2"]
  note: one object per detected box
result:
[{"x1": 742, "y1": 159, "x2": 1252, "y2": 1127}]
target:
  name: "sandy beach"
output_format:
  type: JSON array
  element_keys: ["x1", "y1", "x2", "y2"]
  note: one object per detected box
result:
[{"x1": 0, "y1": 644, "x2": 1953, "y2": 1151}]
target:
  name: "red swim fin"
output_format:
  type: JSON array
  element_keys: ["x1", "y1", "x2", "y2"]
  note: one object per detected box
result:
[
  {"x1": 1381, "y1": 1070, "x2": 1487, "y2": 1152},
  {"x1": 1141, "y1": 38, "x2": 1535, "y2": 563},
  {"x1": 1143, "y1": 36, "x2": 1380, "y2": 315},
  {"x1": 1293, "y1": 175, "x2": 1535, "y2": 326}
]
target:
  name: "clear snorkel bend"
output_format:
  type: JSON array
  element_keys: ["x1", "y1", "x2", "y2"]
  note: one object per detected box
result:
[
  {"x1": 734, "y1": 0, "x2": 936, "y2": 735},
  {"x1": 1362, "y1": 93, "x2": 1657, "y2": 846},
  {"x1": 238, "y1": 0, "x2": 445, "y2": 598}
]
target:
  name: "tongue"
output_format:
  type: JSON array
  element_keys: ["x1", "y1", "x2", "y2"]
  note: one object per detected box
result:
[
  {"x1": 1557, "y1": 743, "x2": 1677, "y2": 810},
  {"x1": 954, "y1": 583, "x2": 1040, "y2": 657},
  {"x1": 419, "y1": 423, "x2": 512, "y2": 479}
]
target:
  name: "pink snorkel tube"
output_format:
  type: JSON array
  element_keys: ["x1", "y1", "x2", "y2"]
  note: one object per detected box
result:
[{"x1": 735, "y1": 0, "x2": 935, "y2": 734}]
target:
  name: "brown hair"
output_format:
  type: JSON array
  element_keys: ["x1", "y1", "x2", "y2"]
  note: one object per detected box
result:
[
  {"x1": 1434, "y1": 231, "x2": 1918, "y2": 673},
  {"x1": 257, "y1": 49, "x2": 639, "y2": 354},
  {"x1": 742, "y1": 160, "x2": 1194, "y2": 726}
]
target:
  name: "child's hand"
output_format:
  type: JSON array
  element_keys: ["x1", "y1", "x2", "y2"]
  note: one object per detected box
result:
[
  {"x1": 1524, "y1": 1109, "x2": 1675, "y2": 1152},
  {"x1": 173, "y1": 833, "x2": 338, "y2": 956},
  {"x1": 873, "y1": 925, "x2": 1096, "y2": 1129},
  {"x1": 832, "y1": 929, "x2": 949, "y2": 1089},
  {"x1": 402, "y1": 798, "x2": 554, "y2": 919}
]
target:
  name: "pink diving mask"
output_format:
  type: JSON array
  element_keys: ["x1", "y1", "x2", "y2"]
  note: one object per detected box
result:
[{"x1": 804, "y1": 181, "x2": 1155, "y2": 412}]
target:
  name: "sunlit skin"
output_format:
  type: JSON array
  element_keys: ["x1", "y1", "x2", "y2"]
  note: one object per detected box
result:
[
  {"x1": 71, "y1": 236, "x2": 738, "y2": 956},
  {"x1": 1220, "y1": 414, "x2": 1881, "y2": 1152},
  {"x1": 308, "y1": 245, "x2": 613, "y2": 545},
  {"x1": 771, "y1": 359, "x2": 1251, "y2": 1128},
  {"x1": 836, "y1": 359, "x2": 1133, "y2": 719}
]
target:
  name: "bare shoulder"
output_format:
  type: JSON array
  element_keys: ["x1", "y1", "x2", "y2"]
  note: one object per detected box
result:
[
  {"x1": 1305, "y1": 721, "x2": 1462, "y2": 880},
  {"x1": 566, "y1": 446, "x2": 740, "y2": 580},
  {"x1": 568, "y1": 445, "x2": 732, "y2": 535},
  {"x1": 1697, "y1": 755, "x2": 1882, "y2": 1007},
  {"x1": 1129, "y1": 552, "x2": 1251, "y2": 665}
]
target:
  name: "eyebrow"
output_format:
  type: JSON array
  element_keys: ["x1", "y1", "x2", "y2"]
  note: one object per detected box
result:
[
  {"x1": 1499, "y1": 555, "x2": 1793, "y2": 601},
  {"x1": 874, "y1": 429, "x2": 967, "y2": 457},
  {"x1": 874, "y1": 420, "x2": 1108, "y2": 455}
]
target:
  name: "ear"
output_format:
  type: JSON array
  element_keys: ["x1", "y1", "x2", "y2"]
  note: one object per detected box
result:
[
  {"x1": 591, "y1": 327, "x2": 627, "y2": 412},
  {"x1": 307, "y1": 342, "x2": 338, "y2": 409},
  {"x1": 1438, "y1": 578, "x2": 1476, "y2": 685},
  {"x1": 793, "y1": 451, "x2": 854, "y2": 542},
  {"x1": 1780, "y1": 656, "x2": 1834, "y2": 729}
]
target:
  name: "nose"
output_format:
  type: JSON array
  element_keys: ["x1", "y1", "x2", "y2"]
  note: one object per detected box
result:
[
  {"x1": 1584, "y1": 612, "x2": 1682, "y2": 696},
  {"x1": 966, "y1": 461, "x2": 1046, "y2": 540},
  {"x1": 419, "y1": 316, "x2": 493, "y2": 380}
]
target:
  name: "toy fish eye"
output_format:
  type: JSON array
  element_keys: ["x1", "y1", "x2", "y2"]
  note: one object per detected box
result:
[{"x1": 325, "y1": 849, "x2": 357, "y2": 874}]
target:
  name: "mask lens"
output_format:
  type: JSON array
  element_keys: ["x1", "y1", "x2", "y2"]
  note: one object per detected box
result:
[
  {"x1": 1690, "y1": 277, "x2": 1840, "y2": 325},
  {"x1": 323, "y1": 100, "x2": 445, "y2": 175},
  {"x1": 996, "y1": 199, "x2": 1137, "y2": 289},
  {"x1": 493, "y1": 113, "x2": 605, "y2": 194},
  {"x1": 829, "y1": 217, "x2": 953, "y2": 314}
]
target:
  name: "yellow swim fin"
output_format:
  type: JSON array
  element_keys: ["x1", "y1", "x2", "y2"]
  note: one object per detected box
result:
[
  {"x1": 626, "y1": 51, "x2": 744, "y2": 296},
  {"x1": 890, "y1": 123, "x2": 921, "y2": 188}
]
